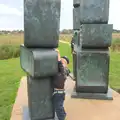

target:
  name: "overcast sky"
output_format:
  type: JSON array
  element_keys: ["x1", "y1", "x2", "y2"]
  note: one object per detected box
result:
[{"x1": 0, "y1": 0, "x2": 120, "y2": 30}]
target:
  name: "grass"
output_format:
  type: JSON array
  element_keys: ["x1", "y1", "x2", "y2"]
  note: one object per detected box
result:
[
  {"x1": 0, "y1": 45, "x2": 20, "y2": 60},
  {"x1": 0, "y1": 33, "x2": 119, "y2": 45},
  {"x1": 0, "y1": 34, "x2": 23, "y2": 45},
  {"x1": 109, "y1": 52, "x2": 120, "y2": 89},
  {"x1": 0, "y1": 58, "x2": 25, "y2": 120}
]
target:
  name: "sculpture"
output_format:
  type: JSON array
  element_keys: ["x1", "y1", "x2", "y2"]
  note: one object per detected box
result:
[
  {"x1": 20, "y1": 0, "x2": 61, "y2": 119},
  {"x1": 72, "y1": 0, "x2": 113, "y2": 100}
]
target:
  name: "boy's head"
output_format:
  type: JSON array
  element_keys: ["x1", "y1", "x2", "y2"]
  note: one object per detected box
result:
[
  {"x1": 61, "y1": 56, "x2": 69, "y2": 67},
  {"x1": 61, "y1": 56, "x2": 69, "y2": 64}
]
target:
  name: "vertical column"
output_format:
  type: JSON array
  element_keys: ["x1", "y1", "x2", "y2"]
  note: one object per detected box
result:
[
  {"x1": 72, "y1": 0, "x2": 80, "y2": 80},
  {"x1": 72, "y1": 0, "x2": 113, "y2": 100},
  {"x1": 20, "y1": 0, "x2": 61, "y2": 120}
]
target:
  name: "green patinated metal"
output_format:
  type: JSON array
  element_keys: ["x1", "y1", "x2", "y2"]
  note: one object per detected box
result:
[
  {"x1": 21, "y1": 0, "x2": 61, "y2": 119},
  {"x1": 76, "y1": 49, "x2": 109, "y2": 93},
  {"x1": 20, "y1": 45, "x2": 58, "y2": 78},
  {"x1": 80, "y1": 24, "x2": 113, "y2": 48},
  {"x1": 27, "y1": 76, "x2": 54, "y2": 120},
  {"x1": 80, "y1": 0, "x2": 109, "y2": 24},
  {"x1": 73, "y1": 7, "x2": 80, "y2": 30},
  {"x1": 24, "y1": 0, "x2": 61, "y2": 48},
  {"x1": 73, "y1": 0, "x2": 80, "y2": 7},
  {"x1": 72, "y1": 0, "x2": 113, "y2": 100}
]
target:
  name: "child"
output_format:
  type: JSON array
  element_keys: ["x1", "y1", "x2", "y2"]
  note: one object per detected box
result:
[{"x1": 52, "y1": 49, "x2": 70, "y2": 120}]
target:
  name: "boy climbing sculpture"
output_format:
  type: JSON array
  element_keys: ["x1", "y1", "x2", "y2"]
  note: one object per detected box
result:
[{"x1": 53, "y1": 49, "x2": 70, "y2": 120}]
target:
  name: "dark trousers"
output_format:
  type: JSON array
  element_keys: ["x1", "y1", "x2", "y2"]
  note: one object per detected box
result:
[{"x1": 53, "y1": 93, "x2": 66, "y2": 120}]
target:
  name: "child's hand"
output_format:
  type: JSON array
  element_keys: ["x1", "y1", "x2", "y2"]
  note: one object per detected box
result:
[{"x1": 55, "y1": 49, "x2": 61, "y2": 61}]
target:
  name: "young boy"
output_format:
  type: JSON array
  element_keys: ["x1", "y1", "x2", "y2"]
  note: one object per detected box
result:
[{"x1": 52, "y1": 49, "x2": 70, "y2": 120}]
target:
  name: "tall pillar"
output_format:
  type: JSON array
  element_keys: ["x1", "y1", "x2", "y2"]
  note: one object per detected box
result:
[
  {"x1": 72, "y1": 0, "x2": 80, "y2": 80},
  {"x1": 72, "y1": 0, "x2": 113, "y2": 100},
  {"x1": 20, "y1": 0, "x2": 61, "y2": 119}
]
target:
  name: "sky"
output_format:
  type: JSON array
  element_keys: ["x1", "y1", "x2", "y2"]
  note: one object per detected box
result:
[{"x1": 0, "y1": 0, "x2": 120, "y2": 31}]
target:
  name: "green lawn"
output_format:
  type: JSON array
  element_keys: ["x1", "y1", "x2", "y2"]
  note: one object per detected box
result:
[{"x1": 0, "y1": 42, "x2": 120, "y2": 120}]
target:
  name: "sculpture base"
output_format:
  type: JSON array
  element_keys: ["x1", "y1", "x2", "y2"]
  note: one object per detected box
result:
[
  {"x1": 23, "y1": 106, "x2": 57, "y2": 120},
  {"x1": 71, "y1": 87, "x2": 113, "y2": 100}
]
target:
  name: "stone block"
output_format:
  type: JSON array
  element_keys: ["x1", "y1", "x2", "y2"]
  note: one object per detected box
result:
[
  {"x1": 80, "y1": 0, "x2": 109, "y2": 23},
  {"x1": 27, "y1": 76, "x2": 54, "y2": 120},
  {"x1": 73, "y1": 0, "x2": 80, "y2": 7},
  {"x1": 73, "y1": 7, "x2": 80, "y2": 30},
  {"x1": 76, "y1": 49, "x2": 110, "y2": 93},
  {"x1": 24, "y1": 0, "x2": 61, "y2": 48},
  {"x1": 20, "y1": 45, "x2": 58, "y2": 77},
  {"x1": 80, "y1": 24, "x2": 113, "y2": 48}
]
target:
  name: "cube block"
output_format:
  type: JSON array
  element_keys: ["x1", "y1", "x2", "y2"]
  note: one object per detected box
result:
[
  {"x1": 80, "y1": 24, "x2": 113, "y2": 48},
  {"x1": 76, "y1": 49, "x2": 110, "y2": 93},
  {"x1": 24, "y1": 0, "x2": 61, "y2": 48},
  {"x1": 27, "y1": 76, "x2": 54, "y2": 120},
  {"x1": 20, "y1": 45, "x2": 58, "y2": 77},
  {"x1": 80, "y1": 0, "x2": 109, "y2": 23}
]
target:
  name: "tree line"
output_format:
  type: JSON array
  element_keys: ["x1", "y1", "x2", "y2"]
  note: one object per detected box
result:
[{"x1": 0, "y1": 29, "x2": 120, "y2": 35}]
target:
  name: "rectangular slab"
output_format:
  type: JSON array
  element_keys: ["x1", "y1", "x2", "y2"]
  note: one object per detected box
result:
[
  {"x1": 27, "y1": 76, "x2": 54, "y2": 120},
  {"x1": 73, "y1": 52, "x2": 77, "y2": 80},
  {"x1": 80, "y1": 0, "x2": 109, "y2": 23},
  {"x1": 73, "y1": 7, "x2": 80, "y2": 30},
  {"x1": 72, "y1": 87, "x2": 113, "y2": 100},
  {"x1": 73, "y1": 0, "x2": 80, "y2": 7},
  {"x1": 24, "y1": 0, "x2": 61, "y2": 48},
  {"x1": 76, "y1": 49, "x2": 110, "y2": 93},
  {"x1": 20, "y1": 45, "x2": 58, "y2": 78},
  {"x1": 80, "y1": 24, "x2": 113, "y2": 48}
]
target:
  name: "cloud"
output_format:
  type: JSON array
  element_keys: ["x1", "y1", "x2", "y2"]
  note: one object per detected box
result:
[
  {"x1": 20, "y1": 5, "x2": 23, "y2": 9},
  {"x1": 60, "y1": 0, "x2": 73, "y2": 30},
  {"x1": 0, "y1": 0, "x2": 120, "y2": 30},
  {"x1": 0, "y1": 4, "x2": 22, "y2": 16},
  {"x1": 108, "y1": 0, "x2": 120, "y2": 30}
]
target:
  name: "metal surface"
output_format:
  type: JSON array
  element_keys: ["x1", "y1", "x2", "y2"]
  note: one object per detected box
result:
[
  {"x1": 71, "y1": 87, "x2": 113, "y2": 100},
  {"x1": 73, "y1": 53, "x2": 77, "y2": 80},
  {"x1": 80, "y1": 0, "x2": 109, "y2": 23},
  {"x1": 76, "y1": 48, "x2": 110, "y2": 93},
  {"x1": 73, "y1": 7, "x2": 80, "y2": 30},
  {"x1": 23, "y1": 106, "x2": 55, "y2": 120},
  {"x1": 80, "y1": 24, "x2": 113, "y2": 48},
  {"x1": 27, "y1": 76, "x2": 54, "y2": 120},
  {"x1": 20, "y1": 45, "x2": 58, "y2": 78},
  {"x1": 24, "y1": 0, "x2": 61, "y2": 48},
  {"x1": 73, "y1": 0, "x2": 80, "y2": 7}
]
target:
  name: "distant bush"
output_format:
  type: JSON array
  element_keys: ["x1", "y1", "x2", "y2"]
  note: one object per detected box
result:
[
  {"x1": 0, "y1": 45, "x2": 20, "y2": 60},
  {"x1": 111, "y1": 38, "x2": 120, "y2": 52}
]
